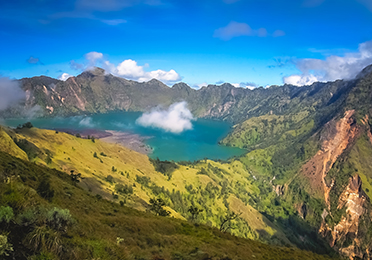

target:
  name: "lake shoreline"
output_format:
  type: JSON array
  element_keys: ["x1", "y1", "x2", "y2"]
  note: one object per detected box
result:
[
  {"x1": 55, "y1": 128, "x2": 153, "y2": 155},
  {"x1": 101, "y1": 130, "x2": 153, "y2": 155}
]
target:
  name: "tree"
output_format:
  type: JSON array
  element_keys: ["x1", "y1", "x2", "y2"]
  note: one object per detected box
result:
[
  {"x1": 188, "y1": 206, "x2": 203, "y2": 222},
  {"x1": 91, "y1": 136, "x2": 95, "y2": 143},
  {"x1": 70, "y1": 170, "x2": 82, "y2": 185},
  {"x1": 149, "y1": 198, "x2": 170, "y2": 216},
  {"x1": 219, "y1": 212, "x2": 241, "y2": 232}
]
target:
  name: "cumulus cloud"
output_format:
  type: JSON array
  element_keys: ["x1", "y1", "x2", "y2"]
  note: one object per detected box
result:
[
  {"x1": 283, "y1": 74, "x2": 319, "y2": 86},
  {"x1": 70, "y1": 52, "x2": 181, "y2": 84},
  {"x1": 85, "y1": 51, "x2": 104, "y2": 68},
  {"x1": 136, "y1": 101, "x2": 194, "y2": 133},
  {"x1": 214, "y1": 21, "x2": 285, "y2": 40},
  {"x1": 104, "y1": 56, "x2": 181, "y2": 84},
  {"x1": 59, "y1": 73, "x2": 73, "y2": 81},
  {"x1": 0, "y1": 77, "x2": 25, "y2": 111},
  {"x1": 283, "y1": 40, "x2": 372, "y2": 86}
]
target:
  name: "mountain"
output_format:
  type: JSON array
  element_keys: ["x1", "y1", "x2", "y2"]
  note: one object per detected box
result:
[
  {"x1": 2, "y1": 64, "x2": 372, "y2": 259},
  {"x1": 220, "y1": 64, "x2": 372, "y2": 258},
  {"x1": 0, "y1": 67, "x2": 349, "y2": 123}
]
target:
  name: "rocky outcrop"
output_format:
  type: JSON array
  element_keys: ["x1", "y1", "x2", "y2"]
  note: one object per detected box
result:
[
  {"x1": 301, "y1": 110, "x2": 360, "y2": 204},
  {"x1": 319, "y1": 175, "x2": 369, "y2": 259}
]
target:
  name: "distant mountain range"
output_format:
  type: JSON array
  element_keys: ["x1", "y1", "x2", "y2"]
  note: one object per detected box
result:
[{"x1": 1, "y1": 65, "x2": 366, "y2": 124}]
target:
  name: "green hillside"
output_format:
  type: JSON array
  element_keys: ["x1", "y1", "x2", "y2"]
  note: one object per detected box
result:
[{"x1": 0, "y1": 149, "x2": 338, "y2": 260}]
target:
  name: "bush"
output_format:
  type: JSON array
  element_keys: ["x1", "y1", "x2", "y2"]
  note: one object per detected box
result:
[
  {"x1": 37, "y1": 178, "x2": 55, "y2": 201},
  {"x1": 149, "y1": 198, "x2": 170, "y2": 217},
  {"x1": 45, "y1": 207, "x2": 74, "y2": 232},
  {"x1": 136, "y1": 175, "x2": 151, "y2": 187},
  {"x1": 149, "y1": 158, "x2": 178, "y2": 180},
  {"x1": 115, "y1": 184, "x2": 133, "y2": 195},
  {"x1": 0, "y1": 206, "x2": 14, "y2": 224},
  {"x1": 0, "y1": 235, "x2": 13, "y2": 256},
  {"x1": 106, "y1": 175, "x2": 114, "y2": 183}
]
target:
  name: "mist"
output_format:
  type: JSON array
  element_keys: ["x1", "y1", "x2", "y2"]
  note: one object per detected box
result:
[
  {"x1": 136, "y1": 101, "x2": 194, "y2": 134},
  {"x1": 0, "y1": 77, "x2": 25, "y2": 111}
]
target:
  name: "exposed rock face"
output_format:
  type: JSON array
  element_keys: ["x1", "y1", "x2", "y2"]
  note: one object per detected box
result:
[
  {"x1": 301, "y1": 110, "x2": 359, "y2": 204},
  {"x1": 319, "y1": 175, "x2": 369, "y2": 259}
]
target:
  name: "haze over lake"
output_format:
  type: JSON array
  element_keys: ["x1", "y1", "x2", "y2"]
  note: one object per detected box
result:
[{"x1": 4, "y1": 112, "x2": 245, "y2": 162}]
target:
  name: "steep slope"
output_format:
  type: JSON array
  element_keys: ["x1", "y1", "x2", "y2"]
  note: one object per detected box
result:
[
  {"x1": 1, "y1": 125, "x2": 339, "y2": 254},
  {"x1": 219, "y1": 65, "x2": 372, "y2": 258},
  {"x1": 7, "y1": 127, "x2": 284, "y2": 241},
  {"x1": 0, "y1": 150, "x2": 337, "y2": 260},
  {"x1": 0, "y1": 126, "x2": 28, "y2": 160}
]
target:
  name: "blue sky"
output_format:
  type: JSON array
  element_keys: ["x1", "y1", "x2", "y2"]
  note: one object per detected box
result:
[{"x1": 1, "y1": 0, "x2": 372, "y2": 88}]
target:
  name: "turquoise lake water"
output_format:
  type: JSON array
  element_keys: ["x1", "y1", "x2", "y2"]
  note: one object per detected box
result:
[{"x1": 3, "y1": 112, "x2": 245, "y2": 162}]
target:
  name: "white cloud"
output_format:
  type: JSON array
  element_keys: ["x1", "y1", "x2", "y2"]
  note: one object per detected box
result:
[
  {"x1": 71, "y1": 52, "x2": 181, "y2": 84},
  {"x1": 116, "y1": 59, "x2": 145, "y2": 79},
  {"x1": 136, "y1": 101, "x2": 194, "y2": 133},
  {"x1": 59, "y1": 73, "x2": 73, "y2": 81},
  {"x1": 283, "y1": 74, "x2": 319, "y2": 86},
  {"x1": 214, "y1": 21, "x2": 285, "y2": 40},
  {"x1": 85, "y1": 51, "x2": 104, "y2": 68},
  {"x1": 231, "y1": 82, "x2": 257, "y2": 89},
  {"x1": 104, "y1": 57, "x2": 181, "y2": 84},
  {"x1": 283, "y1": 40, "x2": 372, "y2": 86},
  {"x1": 0, "y1": 77, "x2": 25, "y2": 111}
]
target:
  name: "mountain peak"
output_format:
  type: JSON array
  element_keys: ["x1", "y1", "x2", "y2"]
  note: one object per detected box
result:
[
  {"x1": 172, "y1": 82, "x2": 192, "y2": 90},
  {"x1": 79, "y1": 67, "x2": 106, "y2": 78},
  {"x1": 355, "y1": 64, "x2": 372, "y2": 79}
]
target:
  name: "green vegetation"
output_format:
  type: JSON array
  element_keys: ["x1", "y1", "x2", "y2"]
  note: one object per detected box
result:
[
  {"x1": 0, "y1": 150, "x2": 336, "y2": 260},
  {"x1": 150, "y1": 158, "x2": 179, "y2": 180}
]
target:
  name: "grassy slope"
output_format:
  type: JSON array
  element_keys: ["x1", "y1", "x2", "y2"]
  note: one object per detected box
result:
[
  {"x1": 0, "y1": 150, "x2": 338, "y2": 260},
  {"x1": 10, "y1": 127, "x2": 290, "y2": 244},
  {"x1": 0, "y1": 126, "x2": 28, "y2": 160}
]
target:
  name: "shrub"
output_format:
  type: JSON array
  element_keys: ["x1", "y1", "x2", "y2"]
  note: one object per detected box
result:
[
  {"x1": 0, "y1": 206, "x2": 14, "y2": 224},
  {"x1": 106, "y1": 175, "x2": 114, "y2": 183},
  {"x1": 136, "y1": 175, "x2": 150, "y2": 187},
  {"x1": 115, "y1": 184, "x2": 133, "y2": 195},
  {"x1": 149, "y1": 198, "x2": 170, "y2": 217},
  {"x1": 45, "y1": 207, "x2": 73, "y2": 232},
  {"x1": 0, "y1": 235, "x2": 13, "y2": 256},
  {"x1": 37, "y1": 178, "x2": 55, "y2": 201}
]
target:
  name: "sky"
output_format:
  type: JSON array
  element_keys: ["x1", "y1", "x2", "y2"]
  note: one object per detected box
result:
[{"x1": 1, "y1": 0, "x2": 372, "y2": 88}]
